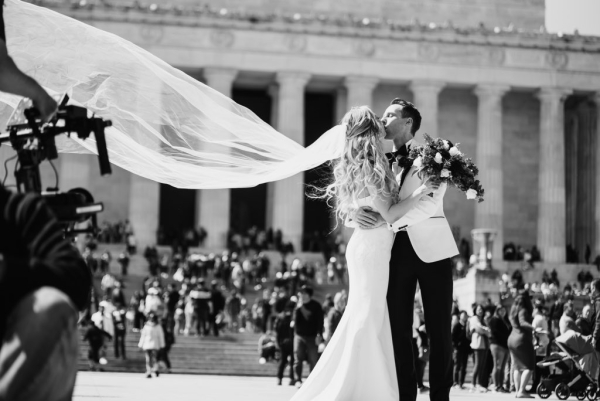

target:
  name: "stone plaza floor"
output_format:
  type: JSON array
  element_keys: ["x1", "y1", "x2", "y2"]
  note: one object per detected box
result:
[{"x1": 74, "y1": 372, "x2": 538, "y2": 401}]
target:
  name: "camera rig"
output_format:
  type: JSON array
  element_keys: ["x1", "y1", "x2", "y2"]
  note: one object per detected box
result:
[{"x1": 0, "y1": 95, "x2": 112, "y2": 236}]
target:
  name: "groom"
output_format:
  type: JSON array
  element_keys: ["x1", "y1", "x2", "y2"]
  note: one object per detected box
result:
[{"x1": 353, "y1": 99, "x2": 459, "y2": 401}]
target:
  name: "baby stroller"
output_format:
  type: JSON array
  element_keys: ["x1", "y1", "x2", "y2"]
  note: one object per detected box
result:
[{"x1": 536, "y1": 331, "x2": 599, "y2": 400}]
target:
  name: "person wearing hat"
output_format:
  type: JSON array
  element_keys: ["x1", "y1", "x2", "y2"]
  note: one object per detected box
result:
[
  {"x1": 91, "y1": 302, "x2": 114, "y2": 366},
  {"x1": 292, "y1": 285, "x2": 324, "y2": 387},
  {"x1": 144, "y1": 287, "x2": 164, "y2": 317}
]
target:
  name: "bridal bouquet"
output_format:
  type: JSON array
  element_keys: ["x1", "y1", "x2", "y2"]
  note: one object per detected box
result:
[{"x1": 398, "y1": 134, "x2": 485, "y2": 202}]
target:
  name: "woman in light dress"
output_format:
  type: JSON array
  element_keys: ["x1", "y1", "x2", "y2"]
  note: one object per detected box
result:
[{"x1": 291, "y1": 106, "x2": 438, "y2": 401}]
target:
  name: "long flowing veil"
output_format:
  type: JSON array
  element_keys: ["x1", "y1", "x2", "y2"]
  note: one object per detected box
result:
[{"x1": 0, "y1": 0, "x2": 346, "y2": 189}]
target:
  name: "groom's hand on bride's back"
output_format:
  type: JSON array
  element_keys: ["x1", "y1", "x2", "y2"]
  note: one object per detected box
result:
[{"x1": 354, "y1": 208, "x2": 385, "y2": 229}]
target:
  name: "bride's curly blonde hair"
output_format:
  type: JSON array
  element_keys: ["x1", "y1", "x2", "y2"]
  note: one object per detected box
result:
[{"x1": 322, "y1": 106, "x2": 399, "y2": 224}]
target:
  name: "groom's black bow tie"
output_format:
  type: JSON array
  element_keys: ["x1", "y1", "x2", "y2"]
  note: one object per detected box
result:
[
  {"x1": 386, "y1": 144, "x2": 409, "y2": 164},
  {"x1": 386, "y1": 144, "x2": 411, "y2": 189}
]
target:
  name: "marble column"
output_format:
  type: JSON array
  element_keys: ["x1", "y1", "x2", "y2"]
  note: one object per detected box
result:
[
  {"x1": 335, "y1": 87, "x2": 348, "y2": 123},
  {"x1": 574, "y1": 101, "x2": 595, "y2": 256},
  {"x1": 129, "y1": 174, "x2": 160, "y2": 247},
  {"x1": 271, "y1": 72, "x2": 310, "y2": 252},
  {"x1": 59, "y1": 154, "x2": 93, "y2": 191},
  {"x1": 127, "y1": 75, "x2": 170, "y2": 248},
  {"x1": 594, "y1": 93, "x2": 600, "y2": 258},
  {"x1": 537, "y1": 87, "x2": 572, "y2": 263},
  {"x1": 265, "y1": 84, "x2": 279, "y2": 231},
  {"x1": 474, "y1": 84, "x2": 509, "y2": 260},
  {"x1": 410, "y1": 80, "x2": 445, "y2": 139},
  {"x1": 344, "y1": 76, "x2": 378, "y2": 109},
  {"x1": 197, "y1": 67, "x2": 237, "y2": 249}
]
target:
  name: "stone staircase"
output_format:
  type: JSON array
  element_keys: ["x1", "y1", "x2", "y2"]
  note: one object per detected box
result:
[
  {"x1": 78, "y1": 327, "x2": 476, "y2": 382},
  {"x1": 78, "y1": 331, "x2": 304, "y2": 377}
]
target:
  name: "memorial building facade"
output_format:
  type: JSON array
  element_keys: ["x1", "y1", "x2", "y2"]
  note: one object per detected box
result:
[{"x1": 10, "y1": 0, "x2": 600, "y2": 263}]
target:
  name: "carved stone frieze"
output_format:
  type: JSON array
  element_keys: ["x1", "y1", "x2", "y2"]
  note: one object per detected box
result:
[
  {"x1": 140, "y1": 25, "x2": 164, "y2": 44},
  {"x1": 487, "y1": 48, "x2": 505, "y2": 66},
  {"x1": 418, "y1": 43, "x2": 439, "y2": 61},
  {"x1": 210, "y1": 29, "x2": 235, "y2": 48},
  {"x1": 353, "y1": 40, "x2": 376, "y2": 57},
  {"x1": 285, "y1": 35, "x2": 307, "y2": 53},
  {"x1": 546, "y1": 51, "x2": 569, "y2": 69}
]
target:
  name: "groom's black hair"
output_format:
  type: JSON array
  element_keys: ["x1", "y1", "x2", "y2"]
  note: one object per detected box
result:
[{"x1": 390, "y1": 98, "x2": 421, "y2": 136}]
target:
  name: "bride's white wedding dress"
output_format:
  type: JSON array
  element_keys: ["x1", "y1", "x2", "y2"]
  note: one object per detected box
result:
[{"x1": 291, "y1": 196, "x2": 399, "y2": 401}]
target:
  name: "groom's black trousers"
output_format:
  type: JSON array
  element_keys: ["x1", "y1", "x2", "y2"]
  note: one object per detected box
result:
[{"x1": 387, "y1": 231, "x2": 454, "y2": 401}]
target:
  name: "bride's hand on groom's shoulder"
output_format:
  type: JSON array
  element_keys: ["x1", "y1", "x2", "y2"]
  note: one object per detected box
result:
[{"x1": 354, "y1": 207, "x2": 385, "y2": 230}]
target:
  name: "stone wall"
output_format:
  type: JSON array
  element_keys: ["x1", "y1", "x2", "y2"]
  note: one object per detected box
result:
[
  {"x1": 123, "y1": 0, "x2": 545, "y2": 30},
  {"x1": 502, "y1": 92, "x2": 540, "y2": 248}
]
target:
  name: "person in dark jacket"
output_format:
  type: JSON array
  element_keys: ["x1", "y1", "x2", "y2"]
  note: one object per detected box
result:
[
  {"x1": 112, "y1": 307, "x2": 127, "y2": 359},
  {"x1": 508, "y1": 289, "x2": 536, "y2": 399},
  {"x1": 158, "y1": 317, "x2": 175, "y2": 373},
  {"x1": 293, "y1": 286, "x2": 324, "y2": 386},
  {"x1": 488, "y1": 305, "x2": 511, "y2": 392},
  {"x1": 452, "y1": 311, "x2": 470, "y2": 389},
  {"x1": 576, "y1": 304, "x2": 593, "y2": 336},
  {"x1": 210, "y1": 281, "x2": 226, "y2": 336},
  {"x1": 83, "y1": 319, "x2": 112, "y2": 371},
  {"x1": 276, "y1": 300, "x2": 296, "y2": 386},
  {"x1": 110, "y1": 280, "x2": 127, "y2": 309}
]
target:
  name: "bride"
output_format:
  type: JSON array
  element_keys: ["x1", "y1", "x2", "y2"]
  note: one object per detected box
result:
[{"x1": 291, "y1": 106, "x2": 438, "y2": 401}]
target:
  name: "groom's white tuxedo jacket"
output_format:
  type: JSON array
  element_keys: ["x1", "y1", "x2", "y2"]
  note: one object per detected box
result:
[{"x1": 391, "y1": 160, "x2": 459, "y2": 263}]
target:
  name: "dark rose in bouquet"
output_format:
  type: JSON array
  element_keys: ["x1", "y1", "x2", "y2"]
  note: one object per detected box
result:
[{"x1": 398, "y1": 134, "x2": 484, "y2": 202}]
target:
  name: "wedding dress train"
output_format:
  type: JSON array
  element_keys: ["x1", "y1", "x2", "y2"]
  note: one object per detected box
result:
[{"x1": 291, "y1": 197, "x2": 399, "y2": 401}]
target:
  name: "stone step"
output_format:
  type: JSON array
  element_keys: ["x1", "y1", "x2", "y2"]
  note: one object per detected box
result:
[{"x1": 79, "y1": 331, "x2": 476, "y2": 381}]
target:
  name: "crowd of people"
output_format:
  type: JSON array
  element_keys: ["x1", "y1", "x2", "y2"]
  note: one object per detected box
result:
[
  {"x1": 503, "y1": 242, "x2": 600, "y2": 270},
  {"x1": 96, "y1": 220, "x2": 137, "y2": 251},
  {"x1": 254, "y1": 285, "x2": 349, "y2": 387},
  {"x1": 80, "y1": 228, "x2": 351, "y2": 379},
  {"x1": 453, "y1": 274, "x2": 600, "y2": 397},
  {"x1": 502, "y1": 243, "x2": 542, "y2": 267},
  {"x1": 157, "y1": 226, "x2": 208, "y2": 253},
  {"x1": 499, "y1": 268, "x2": 599, "y2": 300},
  {"x1": 86, "y1": 225, "x2": 600, "y2": 388}
]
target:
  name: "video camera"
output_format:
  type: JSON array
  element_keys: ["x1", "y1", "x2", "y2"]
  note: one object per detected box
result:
[{"x1": 0, "y1": 94, "x2": 112, "y2": 236}]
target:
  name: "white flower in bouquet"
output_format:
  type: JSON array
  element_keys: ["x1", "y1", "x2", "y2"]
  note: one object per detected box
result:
[
  {"x1": 441, "y1": 169, "x2": 450, "y2": 178},
  {"x1": 449, "y1": 147, "x2": 461, "y2": 157},
  {"x1": 413, "y1": 156, "x2": 423, "y2": 167},
  {"x1": 442, "y1": 140, "x2": 450, "y2": 150},
  {"x1": 434, "y1": 153, "x2": 443, "y2": 164},
  {"x1": 466, "y1": 188, "x2": 478, "y2": 199}
]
